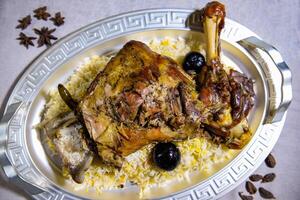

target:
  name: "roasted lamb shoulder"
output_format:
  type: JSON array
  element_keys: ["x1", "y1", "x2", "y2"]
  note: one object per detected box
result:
[
  {"x1": 78, "y1": 1, "x2": 254, "y2": 167},
  {"x1": 41, "y1": 1, "x2": 255, "y2": 176},
  {"x1": 79, "y1": 40, "x2": 209, "y2": 167}
]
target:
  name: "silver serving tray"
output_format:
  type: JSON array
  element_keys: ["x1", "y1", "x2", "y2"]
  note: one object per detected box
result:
[{"x1": 0, "y1": 9, "x2": 292, "y2": 200}]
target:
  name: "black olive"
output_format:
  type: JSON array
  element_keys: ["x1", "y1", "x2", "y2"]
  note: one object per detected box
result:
[
  {"x1": 182, "y1": 51, "x2": 206, "y2": 74},
  {"x1": 152, "y1": 142, "x2": 181, "y2": 171}
]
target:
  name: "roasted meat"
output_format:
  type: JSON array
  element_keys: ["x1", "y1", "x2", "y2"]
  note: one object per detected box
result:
[
  {"x1": 79, "y1": 40, "x2": 208, "y2": 167},
  {"x1": 77, "y1": 1, "x2": 254, "y2": 167},
  {"x1": 197, "y1": 1, "x2": 254, "y2": 145},
  {"x1": 40, "y1": 1, "x2": 255, "y2": 180},
  {"x1": 40, "y1": 112, "x2": 93, "y2": 183}
]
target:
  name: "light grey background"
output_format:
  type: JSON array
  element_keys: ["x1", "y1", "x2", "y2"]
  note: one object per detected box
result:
[{"x1": 0, "y1": 0, "x2": 299, "y2": 199}]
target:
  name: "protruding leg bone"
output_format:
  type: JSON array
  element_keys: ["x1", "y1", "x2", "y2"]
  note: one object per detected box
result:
[
  {"x1": 198, "y1": 2, "x2": 228, "y2": 106},
  {"x1": 198, "y1": 2, "x2": 254, "y2": 149},
  {"x1": 201, "y1": 1, "x2": 225, "y2": 64}
]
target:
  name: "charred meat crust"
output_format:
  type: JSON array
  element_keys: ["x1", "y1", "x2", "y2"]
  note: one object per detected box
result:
[
  {"x1": 58, "y1": 2, "x2": 255, "y2": 168},
  {"x1": 77, "y1": 37, "x2": 255, "y2": 166},
  {"x1": 41, "y1": 1, "x2": 255, "y2": 181},
  {"x1": 79, "y1": 40, "x2": 207, "y2": 165}
]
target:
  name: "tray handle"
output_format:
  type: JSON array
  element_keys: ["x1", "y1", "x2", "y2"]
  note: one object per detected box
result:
[
  {"x1": 238, "y1": 36, "x2": 292, "y2": 123},
  {"x1": 0, "y1": 102, "x2": 46, "y2": 196}
]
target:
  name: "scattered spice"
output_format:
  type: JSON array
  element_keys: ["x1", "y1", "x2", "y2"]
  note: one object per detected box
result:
[
  {"x1": 262, "y1": 173, "x2": 276, "y2": 183},
  {"x1": 16, "y1": 6, "x2": 65, "y2": 49},
  {"x1": 50, "y1": 12, "x2": 65, "y2": 26},
  {"x1": 239, "y1": 153, "x2": 278, "y2": 198},
  {"x1": 245, "y1": 181, "x2": 257, "y2": 194},
  {"x1": 16, "y1": 15, "x2": 31, "y2": 30},
  {"x1": 34, "y1": 27, "x2": 57, "y2": 47},
  {"x1": 259, "y1": 187, "x2": 276, "y2": 199},
  {"x1": 249, "y1": 174, "x2": 263, "y2": 182},
  {"x1": 16, "y1": 32, "x2": 36, "y2": 49},
  {"x1": 265, "y1": 153, "x2": 276, "y2": 168},
  {"x1": 238, "y1": 192, "x2": 253, "y2": 200},
  {"x1": 33, "y1": 6, "x2": 51, "y2": 20}
]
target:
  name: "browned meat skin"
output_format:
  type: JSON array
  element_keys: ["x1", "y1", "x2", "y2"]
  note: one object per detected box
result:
[
  {"x1": 79, "y1": 41, "x2": 208, "y2": 166},
  {"x1": 40, "y1": 1, "x2": 255, "y2": 183},
  {"x1": 72, "y1": 1, "x2": 253, "y2": 167},
  {"x1": 197, "y1": 1, "x2": 255, "y2": 142}
]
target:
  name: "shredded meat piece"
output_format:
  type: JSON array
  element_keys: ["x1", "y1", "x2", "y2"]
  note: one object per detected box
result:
[{"x1": 52, "y1": 1, "x2": 255, "y2": 168}]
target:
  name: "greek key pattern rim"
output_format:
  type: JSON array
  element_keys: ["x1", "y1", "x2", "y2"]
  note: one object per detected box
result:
[{"x1": 3, "y1": 9, "x2": 283, "y2": 200}]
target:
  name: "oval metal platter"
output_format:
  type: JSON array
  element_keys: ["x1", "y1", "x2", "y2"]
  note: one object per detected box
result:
[{"x1": 0, "y1": 9, "x2": 292, "y2": 200}]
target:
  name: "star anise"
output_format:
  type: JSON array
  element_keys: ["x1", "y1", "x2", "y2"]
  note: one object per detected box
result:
[
  {"x1": 16, "y1": 15, "x2": 32, "y2": 30},
  {"x1": 34, "y1": 27, "x2": 57, "y2": 47},
  {"x1": 33, "y1": 6, "x2": 51, "y2": 20},
  {"x1": 16, "y1": 32, "x2": 36, "y2": 49},
  {"x1": 50, "y1": 12, "x2": 65, "y2": 26}
]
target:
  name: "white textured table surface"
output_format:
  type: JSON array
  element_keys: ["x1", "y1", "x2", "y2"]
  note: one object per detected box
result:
[{"x1": 0, "y1": 0, "x2": 299, "y2": 199}]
